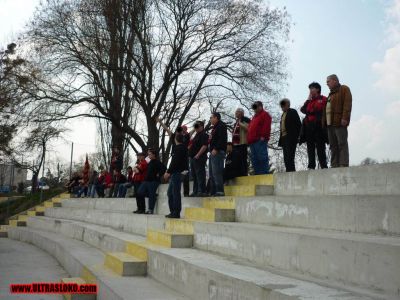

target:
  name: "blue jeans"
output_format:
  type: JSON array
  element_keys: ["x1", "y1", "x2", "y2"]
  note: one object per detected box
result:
[
  {"x1": 88, "y1": 184, "x2": 96, "y2": 197},
  {"x1": 167, "y1": 173, "x2": 182, "y2": 216},
  {"x1": 118, "y1": 182, "x2": 133, "y2": 198},
  {"x1": 249, "y1": 140, "x2": 269, "y2": 175},
  {"x1": 190, "y1": 158, "x2": 198, "y2": 195},
  {"x1": 77, "y1": 186, "x2": 87, "y2": 197},
  {"x1": 137, "y1": 181, "x2": 160, "y2": 211},
  {"x1": 209, "y1": 151, "x2": 226, "y2": 195}
]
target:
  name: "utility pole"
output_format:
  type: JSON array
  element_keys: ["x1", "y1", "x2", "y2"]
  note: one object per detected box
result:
[
  {"x1": 39, "y1": 152, "x2": 45, "y2": 203},
  {"x1": 69, "y1": 142, "x2": 74, "y2": 179}
]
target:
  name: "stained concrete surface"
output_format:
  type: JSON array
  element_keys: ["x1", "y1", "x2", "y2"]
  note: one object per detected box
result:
[{"x1": 0, "y1": 238, "x2": 68, "y2": 300}]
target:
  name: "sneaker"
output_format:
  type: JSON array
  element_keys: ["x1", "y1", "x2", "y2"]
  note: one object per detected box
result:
[{"x1": 145, "y1": 210, "x2": 153, "y2": 215}]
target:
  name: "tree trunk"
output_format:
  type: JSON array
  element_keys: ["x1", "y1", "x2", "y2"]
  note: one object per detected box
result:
[
  {"x1": 146, "y1": 117, "x2": 160, "y2": 159},
  {"x1": 31, "y1": 172, "x2": 38, "y2": 194}
]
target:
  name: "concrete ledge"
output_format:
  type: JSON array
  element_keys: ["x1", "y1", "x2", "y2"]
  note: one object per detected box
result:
[
  {"x1": 61, "y1": 196, "x2": 203, "y2": 217},
  {"x1": 235, "y1": 195, "x2": 400, "y2": 235},
  {"x1": 274, "y1": 163, "x2": 400, "y2": 196},
  {"x1": 44, "y1": 208, "x2": 164, "y2": 236},
  {"x1": 147, "y1": 247, "x2": 376, "y2": 300},
  {"x1": 193, "y1": 222, "x2": 400, "y2": 297}
]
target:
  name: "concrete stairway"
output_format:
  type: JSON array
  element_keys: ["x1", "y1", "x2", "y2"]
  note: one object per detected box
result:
[{"x1": 5, "y1": 163, "x2": 400, "y2": 299}]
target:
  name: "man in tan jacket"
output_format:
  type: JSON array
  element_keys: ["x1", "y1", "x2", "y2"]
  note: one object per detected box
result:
[{"x1": 323, "y1": 74, "x2": 352, "y2": 168}]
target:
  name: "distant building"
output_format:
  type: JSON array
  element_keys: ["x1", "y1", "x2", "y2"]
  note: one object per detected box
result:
[{"x1": 0, "y1": 163, "x2": 28, "y2": 190}]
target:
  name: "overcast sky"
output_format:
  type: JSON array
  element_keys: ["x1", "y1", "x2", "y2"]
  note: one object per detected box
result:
[{"x1": 1, "y1": 0, "x2": 399, "y2": 167}]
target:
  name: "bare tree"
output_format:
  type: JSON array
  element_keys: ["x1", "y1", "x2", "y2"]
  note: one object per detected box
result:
[
  {"x1": 19, "y1": 0, "x2": 290, "y2": 164},
  {"x1": 11, "y1": 126, "x2": 65, "y2": 193}
]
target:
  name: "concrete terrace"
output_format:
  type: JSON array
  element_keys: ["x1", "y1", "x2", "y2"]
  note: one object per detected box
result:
[{"x1": 1, "y1": 163, "x2": 399, "y2": 300}]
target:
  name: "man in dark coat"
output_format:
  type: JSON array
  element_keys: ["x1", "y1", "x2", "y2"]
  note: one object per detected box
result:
[{"x1": 278, "y1": 98, "x2": 301, "y2": 172}]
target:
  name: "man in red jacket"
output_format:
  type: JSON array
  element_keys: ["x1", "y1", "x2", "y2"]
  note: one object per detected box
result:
[{"x1": 247, "y1": 101, "x2": 272, "y2": 174}]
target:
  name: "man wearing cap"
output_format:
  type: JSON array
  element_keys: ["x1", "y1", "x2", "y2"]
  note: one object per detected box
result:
[
  {"x1": 323, "y1": 74, "x2": 352, "y2": 168},
  {"x1": 232, "y1": 108, "x2": 250, "y2": 177},
  {"x1": 247, "y1": 101, "x2": 272, "y2": 174},
  {"x1": 278, "y1": 99, "x2": 301, "y2": 172}
]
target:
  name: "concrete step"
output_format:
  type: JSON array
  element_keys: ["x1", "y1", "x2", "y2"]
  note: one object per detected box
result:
[
  {"x1": 233, "y1": 174, "x2": 274, "y2": 186},
  {"x1": 61, "y1": 277, "x2": 95, "y2": 300},
  {"x1": 274, "y1": 163, "x2": 400, "y2": 196},
  {"x1": 184, "y1": 207, "x2": 235, "y2": 222},
  {"x1": 224, "y1": 184, "x2": 274, "y2": 196},
  {"x1": 0, "y1": 225, "x2": 8, "y2": 237},
  {"x1": 146, "y1": 229, "x2": 193, "y2": 248},
  {"x1": 235, "y1": 195, "x2": 400, "y2": 236},
  {"x1": 27, "y1": 210, "x2": 45, "y2": 217},
  {"x1": 104, "y1": 252, "x2": 147, "y2": 276},
  {"x1": 202, "y1": 196, "x2": 236, "y2": 209},
  {"x1": 8, "y1": 219, "x2": 26, "y2": 227},
  {"x1": 8, "y1": 226, "x2": 188, "y2": 300},
  {"x1": 60, "y1": 193, "x2": 73, "y2": 198},
  {"x1": 44, "y1": 200, "x2": 62, "y2": 208},
  {"x1": 148, "y1": 247, "x2": 378, "y2": 300},
  {"x1": 192, "y1": 221, "x2": 400, "y2": 298},
  {"x1": 27, "y1": 216, "x2": 163, "y2": 275},
  {"x1": 17, "y1": 214, "x2": 29, "y2": 222},
  {"x1": 35, "y1": 205, "x2": 46, "y2": 213},
  {"x1": 24, "y1": 216, "x2": 379, "y2": 299},
  {"x1": 45, "y1": 207, "x2": 164, "y2": 236},
  {"x1": 165, "y1": 219, "x2": 194, "y2": 234}
]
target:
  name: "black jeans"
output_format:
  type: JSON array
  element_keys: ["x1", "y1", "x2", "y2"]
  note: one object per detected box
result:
[
  {"x1": 191, "y1": 157, "x2": 207, "y2": 195},
  {"x1": 306, "y1": 125, "x2": 328, "y2": 169},
  {"x1": 167, "y1": 173, "x2": 182, "y2": 216},
  {"x1": 281, "y1": 136, "x2": 297, "y2": 172},
  {"x1": 134, "y1": 182, "x2": 145, "y2": 211},
  {"x1": 233, "y1": 144, "x2": 248, "y2": 177},
  {"x1": 183, "y1": 171, "x2": 189, "y2": 196}
]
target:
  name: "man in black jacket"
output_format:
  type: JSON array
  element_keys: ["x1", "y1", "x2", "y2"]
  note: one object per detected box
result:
[
  {"x1": 189, "y1": 121, "x2": 209, "y2": 197},
  {"x1": 278, "y1": 99, "x2": 301, "y2": 172},
  {"x1": 164, "y1": 134, "x2": 188, "y2": 218},
  {"x1": 209, "y1": 112, "x2": 228, "y2": 196},
  {"x1": 137, "y1": 149, "x2": 166, "y2": 214}
]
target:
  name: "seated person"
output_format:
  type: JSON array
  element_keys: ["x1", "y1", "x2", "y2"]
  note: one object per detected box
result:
[
  {"x1": 96, "y1": 170, "x2": 113, "y2": 198},
  {"x1": 66, "y1": 173, "x2": 82, "y2": 195},
  {"x1": 110, "y1": 169, "x2": 127, "y2": 197}
]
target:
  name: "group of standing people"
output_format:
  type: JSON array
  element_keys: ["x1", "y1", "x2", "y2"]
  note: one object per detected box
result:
[
  {"x1": 279, "y1": 74, "x2": 352, "y2": 171},
  {"x1": 67, "y1": 73, "x2": 352, "y2": 219}
]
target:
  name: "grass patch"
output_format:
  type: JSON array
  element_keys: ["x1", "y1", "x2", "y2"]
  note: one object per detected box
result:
[{"x1": 0, "y1": 188, "x2": 64, "y2": 225}]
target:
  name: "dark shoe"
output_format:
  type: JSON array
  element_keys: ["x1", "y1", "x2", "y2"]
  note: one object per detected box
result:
[
  {"x1": 214, "y1": 192, "x2": 225, "y2": 197},
  {"x1": 145, "y1": 210, "x2": 153, "y2": 215},
  {"x1": 133, "y1": 210, "x2": 145, "y2": 214},
  {"x1": 166, "y1": 213, "x2": 180, "y2": 219},
  {"x1": 198, "y1": 193, "x2": 208, "y2": 197},
  {"x1": 188, "y1": 193, "x2": 197, "y2": 197}
]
